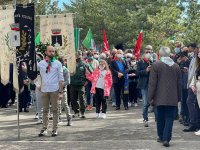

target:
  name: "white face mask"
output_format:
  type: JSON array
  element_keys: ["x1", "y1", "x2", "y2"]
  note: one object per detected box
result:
[
  {"x1": 131, "y1": 61, "x2": 136, "y2": 66},
  {"x1": 99, "y1": 65, "x2": 105, "y2": 70},
  {"x1": 145, "y1": 53, "x2": 152, "y2": 59},
  {"x1": 94, "y1": 54, "x2": 99, "y2": 59},
  {"x1": 126, "y1": 58, "x2": 131, "y2": 61},
  {"x1": 117, "y1": 54, "x2": 123, "y2": 58}
]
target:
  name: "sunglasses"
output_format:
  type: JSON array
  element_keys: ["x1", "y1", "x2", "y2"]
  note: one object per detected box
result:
[{"x1": 46, "y1": 66, "x2": 48, "y2": 73}]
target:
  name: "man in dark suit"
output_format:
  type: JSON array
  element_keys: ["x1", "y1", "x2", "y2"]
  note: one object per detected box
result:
[{"x1": 110, "y1": 50, "x2": 128, "y2": 110}]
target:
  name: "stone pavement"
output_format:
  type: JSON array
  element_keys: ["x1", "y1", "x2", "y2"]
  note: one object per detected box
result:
[{"x1": 0, "y1": 102, "x2": 200, "y2": 150}]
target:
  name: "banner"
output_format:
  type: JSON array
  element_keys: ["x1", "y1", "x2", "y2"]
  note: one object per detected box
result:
[
  {"x1": 0, "y1": 7, "x2": 19, "y2": 90},
  {"x1": 15, "y1": 3, "x2": 37, "y2": 91},
  {"x1": 40, "y1": 14, "x2": 76, "y2": 74}
]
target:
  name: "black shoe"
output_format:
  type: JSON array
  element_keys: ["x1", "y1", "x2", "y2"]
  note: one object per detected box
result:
[
  {"x1": 116, "y1": 107, "x2": 120, "y2": 110},
  {"x1": 157, "y1": 138, "x2": 163, "y2": 143},
  {"x1": 51, "y1": 130, "x2": 58, "y2": 137},
  {"x1": 125, "y1": 107, "x2": 129, "y2": 110},
  {"x1": 183, "y1": 126, "x2": 197, "y2": 132},
  {"x1": 24, "y1": 108, "x2": 29, "y2": 112},
  {"x1": 38, "y1": 129, "x2": 48, "y2": 137},
  {"x1": 183, "y1": 122, "x2": 189, "y2": 126},
  {"x1": 163, "y1": 141, "x2": 169, "y2": 147},
  {"x1": 81, "y1": 114, "x2": 86, "y2": 119}
]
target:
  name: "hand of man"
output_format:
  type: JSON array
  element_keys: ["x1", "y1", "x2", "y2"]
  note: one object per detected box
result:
[
  {"x1": 58, "y1": 93, "x2": 64, "y2": 100},
  {"x1": 191, "y1": 86, "x2": 197, "y2": 94},
  {"x1": 146, "y1": 66, "x2": 151, "y2": 72},
  {"x1": 118, "y1": 72, "x2": 124, "y2": 78}
]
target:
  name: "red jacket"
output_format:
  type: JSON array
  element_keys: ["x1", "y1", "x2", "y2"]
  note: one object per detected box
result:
[{"x1": 86, "y1": 69, "x2": 112, "y2": 97}]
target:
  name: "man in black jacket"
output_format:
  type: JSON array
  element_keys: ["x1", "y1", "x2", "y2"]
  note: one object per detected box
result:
[
  {"x1": 136, "y1": 50, "x2": 153, "y2": 127},
  {"x1": 110, "y1": 50, "x2": 128, "y2": 110}
]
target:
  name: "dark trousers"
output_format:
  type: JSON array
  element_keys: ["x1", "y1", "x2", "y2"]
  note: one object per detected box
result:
[
  {"x1": 70, "y1": 85, "x2": 86, "y2": 114},
  {"x1": 95, "y1": 88, "x2": 107, "y2": 113},
  {"x1": 113, "y1": 78, "x2": 128, "y2": 108},
  {"x1": 157, "y1": 106, "x2": 176, "y2": 142},
  {"x1": 19, "y1": 89, "x2": 31, "y2": 110},
  {"x1": 85, "y1": 81, "x2": 92, "y2": 105},
  {"x1": 187, "y1": 88, "x2": 200, "y2": 127},
  {"x1": 128, "y1": 81, "x2": 138, "y2": 103},
  {"x1": 181, "y1": 88, "x2": 189, "y2": 123}
]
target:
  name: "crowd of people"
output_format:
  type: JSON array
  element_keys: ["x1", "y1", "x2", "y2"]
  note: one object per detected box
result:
[{"x1": 1, "y1": 41, "x2": 200, "y2": 147}]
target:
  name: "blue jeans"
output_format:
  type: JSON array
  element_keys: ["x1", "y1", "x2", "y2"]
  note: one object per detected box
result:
[
  {"x1": 157, "y1": 106, "x2": 176, "y2": 142},
  {"x1": 141, "y1": 88, "x2": 148, "y2": 121},
  {"x1": 111, "y1": 86, "x2": 116, "y2": 103}
]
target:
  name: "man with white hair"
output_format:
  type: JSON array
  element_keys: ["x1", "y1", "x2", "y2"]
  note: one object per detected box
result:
[{"x1": 148, "y1": 46, "x2": 181, "y2": 147}]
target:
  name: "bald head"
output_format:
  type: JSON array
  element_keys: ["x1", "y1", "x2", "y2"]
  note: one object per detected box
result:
[{"x1": 45, "y1": 46, "x2": 55, "y2": 58}]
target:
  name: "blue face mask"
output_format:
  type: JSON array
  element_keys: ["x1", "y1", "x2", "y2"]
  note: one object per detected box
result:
[{"x1": 175, "y1": 48, "x2": 181, "y2": 54}]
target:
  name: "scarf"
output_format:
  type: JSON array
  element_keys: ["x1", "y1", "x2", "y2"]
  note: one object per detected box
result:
[
  {"x1": 160, "y1": 57, "x2": 175, "y2": 67},
  {"x1": 45, "y1": 57, "x2": 56, "y2": 73}
]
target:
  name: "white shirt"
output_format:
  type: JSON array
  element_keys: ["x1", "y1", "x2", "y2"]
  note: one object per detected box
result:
[
  {"x1": 96, "y1": 70, "x2": 106, "y2": 89},
  {"x1": 38, "y1": 60, "x2": 64, "y2": 92}
]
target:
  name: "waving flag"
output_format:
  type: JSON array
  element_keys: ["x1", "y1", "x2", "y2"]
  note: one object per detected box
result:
[
  {"x1": 134, "y1": 30, "x2": 143, "y2": 60},
  {"x1": 82, "y1": 29, "x2": 96, "y2": 50},
  {"x1": 103, "y1": 29, "x2": 109, "y2": 52}
]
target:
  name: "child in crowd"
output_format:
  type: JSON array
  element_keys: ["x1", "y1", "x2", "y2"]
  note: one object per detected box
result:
[{"x1": 86, "y1": 60, "x2": 112, "y2": 119}]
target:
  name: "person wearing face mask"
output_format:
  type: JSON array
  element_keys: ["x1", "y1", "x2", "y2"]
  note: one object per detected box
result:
[
  {"x1": 128, "y1": 56, "x2": 139, "y2": 107},
  {"x1": 86, "y1": 60, "x2": 112, "y2": 119},
  {"x1": 136, "y1": 50, "x2": 153, "y2": 127},
  {"x1": 183, "y1": 43, "x2": 200, "y2": 133},
  {"x1": 93, "y1": 52, "x2": 99, "y2": 60},
  {"x1": 190, "y1": 46, "x2": 200, "y2": 136},
  {"x1": 110, "y1": 50, "x2": 129, "y2": 110},
  {"x1": 173, "y1": 41, "x2": 183, "y2": 63},
  {"x1": 85, "y1": 51, "x2": 99, "y2": 110}
]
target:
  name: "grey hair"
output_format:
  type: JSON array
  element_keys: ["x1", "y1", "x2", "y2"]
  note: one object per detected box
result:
[{"x1": 159, "y1": 46, "x2": 171, "y2": 57}]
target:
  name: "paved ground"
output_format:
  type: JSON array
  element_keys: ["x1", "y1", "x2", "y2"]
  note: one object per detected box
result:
[{"x1": 0, "y1": 101, "x2": 200, "y2": 150}]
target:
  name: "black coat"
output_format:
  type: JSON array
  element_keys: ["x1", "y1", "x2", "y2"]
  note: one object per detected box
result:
[
  {"x1": 110, "y1": 60, "x2": 128, "y2": 83},
  {"x1": 136, "y1": 60, "x2": 150, "y2": 89}
]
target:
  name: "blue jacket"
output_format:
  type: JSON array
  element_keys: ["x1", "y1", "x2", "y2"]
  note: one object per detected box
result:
[{"x1": 136, "y1": 60, "x2": 150, "y2": 89}]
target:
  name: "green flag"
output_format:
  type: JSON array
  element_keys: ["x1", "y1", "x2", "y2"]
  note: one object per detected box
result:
[
  {"x1": 74, "y1": 28, "x2": 80, "y2": 52},
  {"x1": 82, "y1": 29, "x2": 96, "y2": 50},
  {"x1": 35, "y1": 32, "x2": 40, "y2": 46}
]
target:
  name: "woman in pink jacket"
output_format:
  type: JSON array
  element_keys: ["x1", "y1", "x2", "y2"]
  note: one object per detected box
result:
[{"x1": 86, "y1": 60, "x2": 112, "y2": 119}]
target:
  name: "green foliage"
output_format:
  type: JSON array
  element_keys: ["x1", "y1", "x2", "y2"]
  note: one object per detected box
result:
[{"x1": 63, "y1": 0, "x2": 200, "y2": 51}]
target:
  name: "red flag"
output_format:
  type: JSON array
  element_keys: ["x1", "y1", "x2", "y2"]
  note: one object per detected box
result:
[
  {"x1": 134, "y1": 30, "x2": 143, "y2": 60},
  {"x1": 103, "y1": 29, "x2": 109, "y2": 52}
]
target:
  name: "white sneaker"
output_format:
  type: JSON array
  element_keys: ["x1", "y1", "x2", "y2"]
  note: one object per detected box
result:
[
  {"x1": 143, "y1": 120, "x2": 149, "y2": 127},
  {"x1": 195, "y1": 130, "x2": 200, "y2": 136},
  {"x1": 112, "y1": 102, "x2": 116, "y2": 107},
  {"x1": 100, "y1": 113, "x2": 106, "y2": 119},
  {"x1": 37, "y1": 119, "x2": 43, "y2": 124},
  {"x1": 128, "y1": 102, "x2": 132, "y2": 107},
  {"x1": 96, "y1": 113, "x2": 100, "y2": 118},
  {"x1": 134, "y1": 103, "x2": 138, "y2": 107},
  {"x1": 35, "y1": 113, "x2": 39, "y2": 119}
]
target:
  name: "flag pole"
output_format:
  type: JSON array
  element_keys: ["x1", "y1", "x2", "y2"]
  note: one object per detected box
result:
[{"x1": 13, "y1": 0, "x2": 20, "y2": 141}]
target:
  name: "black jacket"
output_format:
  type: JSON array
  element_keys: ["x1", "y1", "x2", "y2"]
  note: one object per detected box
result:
[
  {"x1": 110, "y1": 60, "x2": 128, "y2": 83},
  {"x1": 136, "y1": 60, "x2": 150, "y2": 89}
]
